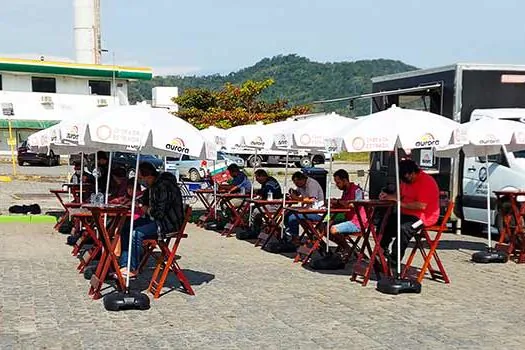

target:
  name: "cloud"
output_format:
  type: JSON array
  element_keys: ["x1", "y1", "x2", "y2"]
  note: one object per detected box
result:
[
  {"x1": 0, "y1": 53, "x2": 74, "y2": 62},
  {"x1": 152, "y1": 65, "x2": 201, "y2": 77}
]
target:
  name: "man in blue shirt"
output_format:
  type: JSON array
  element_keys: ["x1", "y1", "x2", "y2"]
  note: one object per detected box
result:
[{"x1": 227, "y1": 164, "x2": 252, "y2": 194}]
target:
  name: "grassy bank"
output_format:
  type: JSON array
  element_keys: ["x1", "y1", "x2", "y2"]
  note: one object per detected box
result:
[{"x1": 332, "y1": 152, "x2": 369, "y2": 163}]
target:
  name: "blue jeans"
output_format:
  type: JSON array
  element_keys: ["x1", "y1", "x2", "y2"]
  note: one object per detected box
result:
[
  {"x1": 332, "y1": 221, "x2": 360, "y2": 234},
  {"x1": 119, "y1": 217, "x2": 158, "y2": 271},
  {"x1": 286, "y1": 213, "x2": 323, "y2": 236}
]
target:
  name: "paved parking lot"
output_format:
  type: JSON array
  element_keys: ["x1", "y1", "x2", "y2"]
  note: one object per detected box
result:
[
  {"x1": 1, "y1": 161, "x2": 525, "y2": 348},
  {"x1": 1, "y1": 220, "x2": 525, "y2": 349}
]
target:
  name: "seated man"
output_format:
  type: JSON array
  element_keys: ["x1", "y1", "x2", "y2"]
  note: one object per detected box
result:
[
  {"x1": 251, "y1": 169, "x2": 283, "y2": 234},
  {"x1": 118, "y1": 162, "x2": 184, "y2": 278},
  {"x1": 226, "y1": 164, "x2": 252, "y2": 194},
  {"x1": 379, "y1": 159, "x2": 440, "y2": 270},
  {"x1": 255, "y1": 169, "x2": 282, "y2": 200},
  {"x1": 70, "y1": 161, "x2": 95, "y2": 186},
  {"x1": 285, "y1": 171, "x2": 324, "y2": 242},
  {"x1": 328, "y1": 169, "x2": 367, "y2": 261}
]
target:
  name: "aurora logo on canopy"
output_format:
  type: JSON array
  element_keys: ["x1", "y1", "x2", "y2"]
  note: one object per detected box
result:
[
  {"x1": 478, "y1": 134, "x2": 501, "y2": 145},
  {"x1": 166, "y1": 138, "x2": 190, "y2": 154},
  {"x1": 250, "y1": 137, "x2": 265, "y2": 147},
  {"x1": 415, "y1": 133, "x2": 440, "y2": 147},
  {"x1": 324, "y1": 138, "x2": 339, "y2": 153},
  {"x1": 65, "y1": 126, "x2": 79, "y2": 141}
]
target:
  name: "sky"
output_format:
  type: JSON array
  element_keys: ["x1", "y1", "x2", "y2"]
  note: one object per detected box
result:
[{"x1": 1, "y1": 0, "x2": 524, "y2": 76}]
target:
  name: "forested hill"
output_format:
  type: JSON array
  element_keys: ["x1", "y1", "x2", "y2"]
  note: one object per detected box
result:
[{"x1": 128, "y1": 54, "x2": 417, "y2": 116}]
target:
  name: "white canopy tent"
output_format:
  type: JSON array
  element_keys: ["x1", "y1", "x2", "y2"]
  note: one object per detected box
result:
[{"x1": 341, "y1": 105, "x2": 463, "y2": 281}]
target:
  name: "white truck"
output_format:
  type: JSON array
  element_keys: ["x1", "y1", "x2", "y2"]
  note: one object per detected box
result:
[
  {"x1": 368, "y1": 63, "x2": 525, "y2": 234},
  {"x1": 224, "y1": 147, "x2": 326, "y2": 168}
]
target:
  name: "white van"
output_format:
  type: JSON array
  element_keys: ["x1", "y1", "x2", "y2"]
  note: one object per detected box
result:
[{"x1": 461, "y1": 108, "x2": 525, "y2": 231}]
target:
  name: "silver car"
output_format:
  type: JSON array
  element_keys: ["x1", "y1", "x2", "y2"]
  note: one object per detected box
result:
[{"x1": 166, "y1": 151, "x2": 244, "y2": 181}]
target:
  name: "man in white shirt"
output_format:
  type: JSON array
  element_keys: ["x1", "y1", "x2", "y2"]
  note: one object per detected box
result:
[{"x1": 285, "y1": 171, "x2": 325, "y2": 241}]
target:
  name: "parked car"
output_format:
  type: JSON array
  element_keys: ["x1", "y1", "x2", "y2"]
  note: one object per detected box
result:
[
  {"x1": 166, "y1": 151, "x2": 244, "y2": 181},
  {"x1": 69, "y1": 152, "x2": 164, "y2": 177},
  {"x1": 17, "y1": 141, "x2": 60, "y2": 166},
  {"x1": 112, "y1": 153, "x2": 164, "y2": 177}
]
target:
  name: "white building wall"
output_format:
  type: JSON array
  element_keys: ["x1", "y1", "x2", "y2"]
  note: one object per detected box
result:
[
  {"x1": 0, "y1": 72, "x2": 128, "y2": 99},
  {"x1": 2, "y1": 74, "x2": 31, "y2": 92},
  {"x1": 56, "y1": 76, "x2": 90, "y2": 94}
]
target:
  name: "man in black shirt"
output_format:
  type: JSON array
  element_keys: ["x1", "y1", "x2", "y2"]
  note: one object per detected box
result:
[
  {"x1": 249, "y1": 169, "x2": 283, "y2": 237},
  {"x1": 255, "y1": 169, "x2": 282, "y2": 200}
]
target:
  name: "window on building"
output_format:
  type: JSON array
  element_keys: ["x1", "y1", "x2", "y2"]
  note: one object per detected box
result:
[
  {"x1": 88, "y1": 80, "x2": 111, "y2": 96},
  {"x1": 0, "y1": 74, "x2": 2, "y2": 90},
  {"x1": 32, "y1": 77, "x2": 56, "y2": 93}
]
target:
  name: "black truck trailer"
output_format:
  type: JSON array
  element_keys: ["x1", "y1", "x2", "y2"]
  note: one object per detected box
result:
[{"x1": 365, "y1": 64, "x2": 525, "y2": 231}]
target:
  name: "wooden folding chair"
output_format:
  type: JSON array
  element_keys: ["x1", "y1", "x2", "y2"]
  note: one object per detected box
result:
[
  {"x1": 141, "y1": 206, "x2": 195, "y2": 298},
  {"x1": 401, "y1": 202, "x2": 454, "y2": 283}
]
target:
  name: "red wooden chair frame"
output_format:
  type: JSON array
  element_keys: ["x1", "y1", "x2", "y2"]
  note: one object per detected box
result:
[
  {"x1": 219, "y1": 194, "x2": 251, "y2": 237},
  {"x1": 401, "y1": 202, "x2": 454, "y2": 283},
  {"x1": 70, "y1": 211, "x2": 102, "y2": 273},
  {"x1": 139, "y1": 206, "x2": 194, "y2": 298},
  {"x1": 350, "y1": 201, "x2": 394, "y2": 286}
]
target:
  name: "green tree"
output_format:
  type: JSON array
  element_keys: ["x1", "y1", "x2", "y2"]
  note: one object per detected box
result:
[
  {"x1": 129, "y1": 54, "x2": 417, "y2": 117},
  {"x1": 172, "y1": 79, "x2": 311, "y2": 129}
]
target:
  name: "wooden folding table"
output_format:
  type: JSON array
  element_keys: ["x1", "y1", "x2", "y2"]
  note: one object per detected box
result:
[
  {"x1": 249, "y1": 199, "x2": 300, "y2": 248},
  {"x1": 285, "y1": 207, "x2": 358, "y2": 264},
  {"x1": 84, "y1": 205, "x2": 130, "y2": 300},
  {"x1": 217, "y1": 193, "x2": 251, "y2": 237},
  {"x1": 194, "y1": 188, "x2": 227, "y2": 227}
]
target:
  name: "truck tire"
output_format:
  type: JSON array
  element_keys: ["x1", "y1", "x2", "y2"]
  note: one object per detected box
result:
[
  {"x1": 189, "y1": 168, "x2": 201, "y2": 182},
  {"x1": 299, "y1": 157, "x2": 312, "y2": 168},
  {"x1": 247, "y1": 155, "x2": 263, "y2": 168},
  {"x1": 312, "y1": 155, "x2": 325, "y2": 165}
]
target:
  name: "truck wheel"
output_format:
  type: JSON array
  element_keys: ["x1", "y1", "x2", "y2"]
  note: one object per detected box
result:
[
  {"x1": 247, "y1": 155, "x2": 263, "y2": 168},
  {"x1": 299, "y1": 157, "x2": 312, "y2": 168},
  {"x1": 47, "y1": 152, "x2": 55, "y2": 167},
  {"x1": 18, "y1": 160, "x2": 24, "y2": 166},
  {"x1": 312, "y1": 155, "x2": 324, "y2": 165},
  {"x1": 189, "y1": 169, "x2": 201, "y2": 182}
]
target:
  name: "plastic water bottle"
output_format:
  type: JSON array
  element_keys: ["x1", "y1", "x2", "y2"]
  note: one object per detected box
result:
[
  {"x1": 72, "y1": 175, "x2": 78, "y2": 185},
  {"x1": 267, "y1": 190, "x2": 273, "y2": 201},
  {"x1": 355, "y1": 188, "x2": 363, "y2": 201}
]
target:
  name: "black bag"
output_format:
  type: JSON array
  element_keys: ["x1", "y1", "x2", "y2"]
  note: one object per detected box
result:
[
  {"x1": 310, "y1": 254, "x2": 345, "y2": 270},
  {"x1": 8, "y1": 204, "x2": 41, "y2": 215},
  {"x1": 263, "y1": 241, "x2": 297, "y2": 254},
  {"x1": 58, "y1": 220, "x2": 74, "y2": 234},
  {"x1": 236, "y1": 230, "x2": 258, "y2": 240},
  {"x1": 66, "y1": 235, "x2": 79, "y2": 246}
]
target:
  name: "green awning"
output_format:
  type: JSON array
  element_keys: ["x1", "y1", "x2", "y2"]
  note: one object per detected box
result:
[{"x1": 0, "y1": 119, "x2": 60, "y2": 129}]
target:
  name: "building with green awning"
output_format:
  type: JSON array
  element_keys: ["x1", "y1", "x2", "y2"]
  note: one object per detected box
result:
[{"x1": 0, "y1": 57, "x2": 152, "y2": 154}]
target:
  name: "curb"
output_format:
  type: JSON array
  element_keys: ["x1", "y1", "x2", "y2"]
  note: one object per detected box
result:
[
  {"x1": 0, "y1": 174, "x2": 65, "y2": 183},
  {"x1": 0, "y1": 215, "x2": 57, "y2": 224}
]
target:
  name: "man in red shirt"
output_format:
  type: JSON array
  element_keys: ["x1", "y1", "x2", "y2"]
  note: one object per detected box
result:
[{"x1": 379, "y1": 159, "x2": 440, "y2": 268}]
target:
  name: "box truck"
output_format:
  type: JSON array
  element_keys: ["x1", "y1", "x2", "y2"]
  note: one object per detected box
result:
[{"x1": 362, "y1": 64, "x2": 525, "y2": 233}]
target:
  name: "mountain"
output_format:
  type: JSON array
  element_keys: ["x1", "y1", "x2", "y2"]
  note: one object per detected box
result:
[{"x1": 128, "y1": 54, "x2": 417, "y2": 116}]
